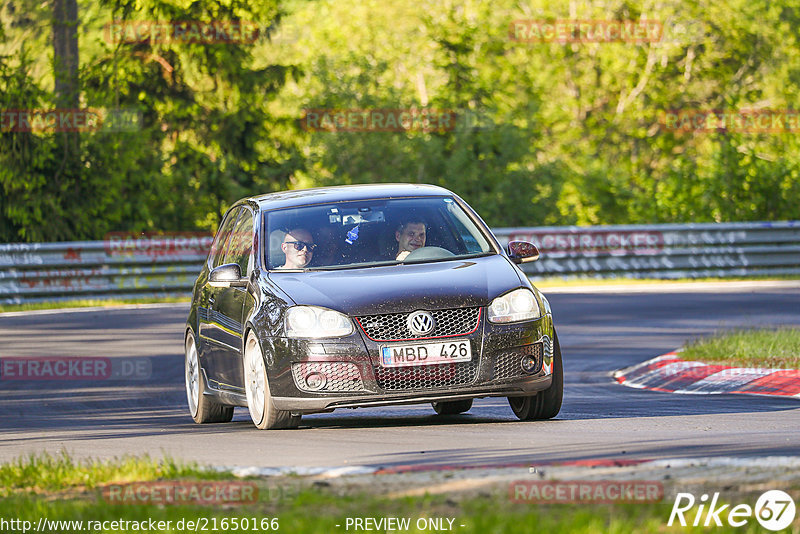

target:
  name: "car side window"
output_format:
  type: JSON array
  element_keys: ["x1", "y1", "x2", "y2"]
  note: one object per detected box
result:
[
  {"x1": 209, "y1": 208, "x2": 241, "y2": 268},
  {"x1": 223, "y1": 208, "x2": 254, "y2": 275}
]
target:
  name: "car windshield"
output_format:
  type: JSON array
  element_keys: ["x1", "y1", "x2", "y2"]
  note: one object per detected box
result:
[{"x1": 265, "y1": 196, "x2": 494, "y2": 270}]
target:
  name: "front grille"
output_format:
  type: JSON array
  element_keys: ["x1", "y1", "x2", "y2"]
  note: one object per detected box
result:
[
  {"x1": 291, "y1": 362, "x2": 366, "y2": 392},
  {"x1": 493, "y1": 342, "x2": 543, "y2": 381},
  {"x1": 357, "y1": 308, "x2": 481, "y2": 341},
  {"x1": 375, "y1": 361, "x2": 479, "y2": 391}
]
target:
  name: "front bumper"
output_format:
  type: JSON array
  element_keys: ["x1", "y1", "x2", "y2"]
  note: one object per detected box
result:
[
  {"x1": 263, "y1": 312, "x2": 555, "y2": 413},
  {"x1": 273, "y1": 375, "x2": 552, "y2": 411}
]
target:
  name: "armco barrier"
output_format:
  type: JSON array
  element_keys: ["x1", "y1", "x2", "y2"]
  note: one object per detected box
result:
[
  {"x1": 0, "y1": 222, "x2": 798, "y2": 304},
  {"x1": 493, "y1": 221, "x2": 800, "y2": 279},
  {"x1": 0, "y1": 234, "x2": 212, "y2": 305}
]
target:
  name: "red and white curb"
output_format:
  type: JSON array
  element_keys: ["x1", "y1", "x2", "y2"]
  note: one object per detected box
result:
[
  {"x1": 614, "y1": 350, "x2": 800, "y2": 398},
  {"x1": 214, "y1": 459, "x2": 651, "y2": 479},
  {"x1": 214, "y1": 459, "x2": 653, "y2": 479}
]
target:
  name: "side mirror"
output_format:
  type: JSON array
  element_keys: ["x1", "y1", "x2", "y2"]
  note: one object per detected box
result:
[
  {"x1": 507, "y1": 240, "x2": 540, "y2": 264},
  {"x1": 209, "y1": 263, "x2": 248, "y2": 288}
]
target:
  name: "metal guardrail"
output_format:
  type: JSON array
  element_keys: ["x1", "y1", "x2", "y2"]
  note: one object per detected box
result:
[
  {"x1": 494, "y1": 220, "x2": 800, "y2": 279},
  {"x1": 1, "y1": 222, "x2": 798, "y2": 304},
  {"x1": 0, "y1": 234, "x2": 212, "y2": 304}
]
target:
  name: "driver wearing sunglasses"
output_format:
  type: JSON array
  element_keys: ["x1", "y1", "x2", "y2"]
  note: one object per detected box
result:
[{"x1": 278, "y1": 228, "x2": 316, "y2": 269}]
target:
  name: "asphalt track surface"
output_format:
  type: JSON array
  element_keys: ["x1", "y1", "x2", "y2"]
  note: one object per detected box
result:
[{"x1": 1, "y1": 286, "x2": 799, "y2": 469}]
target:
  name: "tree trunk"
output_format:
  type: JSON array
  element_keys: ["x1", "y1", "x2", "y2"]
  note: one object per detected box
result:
[
  {"x1": 52, "y1": 0, "x2": 79, "y2": 170},
  {"x1": 52, "y1": 0, "x2": 79, "y2": 109}
]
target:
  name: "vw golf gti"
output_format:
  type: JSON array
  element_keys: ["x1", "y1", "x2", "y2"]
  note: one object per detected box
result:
[{"x1": 185, "y1": 184, "x2": 562, "y2": 429}]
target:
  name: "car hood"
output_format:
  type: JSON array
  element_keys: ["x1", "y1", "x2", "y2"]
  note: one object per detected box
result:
[{"x1": 268, "y1": 254, "x2": 525, "y2": 316}]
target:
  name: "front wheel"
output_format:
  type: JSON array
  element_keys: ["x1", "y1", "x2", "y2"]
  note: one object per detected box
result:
[
  {"x1": 243, "y1": 332, "x2": 300, "y2": 430},
  {"x1": 185, "y1": 331, "x2": 234, "y2": 423},
  {"x1": 508, "y1": 332, "x2": 563, "y2": 420}
]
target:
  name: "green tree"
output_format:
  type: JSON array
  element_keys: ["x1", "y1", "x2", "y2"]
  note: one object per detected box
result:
[{"x1": 1, "y1": 0, "x2": 302, "y2": 242}]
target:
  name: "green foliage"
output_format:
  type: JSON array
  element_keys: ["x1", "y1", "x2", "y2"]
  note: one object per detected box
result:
[
  {"x1": 1, "y1": 0, "x2": 800, "y2": 241},
  {"x1": 0, "y1": 0, "x2": 298, "y2": 241},
  {"x1": 275, "y1": 0, "x2": 800, "y2": 226},
  {"x1": 0, "y1": 451, "x2": 215, "y2": 495}
]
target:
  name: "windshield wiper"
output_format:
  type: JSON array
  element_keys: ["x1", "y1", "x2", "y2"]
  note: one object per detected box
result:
[
  {"x1": 305, "y1": 260, "x2": 401, "y2": 271},
  {"x1": 401, "y1": 251, "x2": 493, "y2": 264}
]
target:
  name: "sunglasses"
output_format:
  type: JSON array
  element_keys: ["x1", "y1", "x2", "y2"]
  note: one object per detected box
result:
[{"x1": 284, "y1": 240, "x2": 317, "y2": 251}]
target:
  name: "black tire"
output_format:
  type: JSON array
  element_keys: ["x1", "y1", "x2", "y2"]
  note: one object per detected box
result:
[
  {"x1": 431, "y1": 399, "x2": 473, "y2": 415},
  {"x1": 244, "y1": 332, "x2": 300, "y2": 430},
  {"x1": 185, "y1": 331, "x2": 234, "y2": 424},
  {"x1": 508, "y1": 331, "x2": 563, "y2": 420}
]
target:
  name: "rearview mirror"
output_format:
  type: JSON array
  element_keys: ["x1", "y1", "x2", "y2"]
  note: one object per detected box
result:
[
  {"x1": 209, "y1": 263, "x2": 248, "y2": 288},
  {"x1": 507, "y1": 241, "x2": 540, "y2": 264}
]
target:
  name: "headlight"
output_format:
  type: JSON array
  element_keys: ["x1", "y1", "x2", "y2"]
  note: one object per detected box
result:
[
  {"x1": 487, "y1": 288, "x2": 540, "y2": 323},
  {"x1": 285, "y1": 306, "x2": 354, "y2": 338}
]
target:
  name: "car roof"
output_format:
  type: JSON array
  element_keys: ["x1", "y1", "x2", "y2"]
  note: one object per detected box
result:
[{"x1": 244, "y1": 183, "x2": 455, "y2": 211}]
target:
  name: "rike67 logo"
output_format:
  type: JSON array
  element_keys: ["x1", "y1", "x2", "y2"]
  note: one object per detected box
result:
[{"x1": 668, "y1": 490, "x2": 796, "y2": 531}]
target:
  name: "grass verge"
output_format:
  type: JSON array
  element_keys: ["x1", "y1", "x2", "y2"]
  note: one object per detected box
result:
[
  {"x1": 0, "y1": 297, "x2": 189, "y2": 314},
  {"x1": 532, "y1": 274, "x2": 800, "y2": 289},
  {"x1": 0, "y1": 452, "x2": 221, "y2": 497},
  {"x1": 681, "y1": 327, "x2": 800, "y2": 369},
  {"x1": 0, "y1": 453, "x2": 791, "y2": 533}
]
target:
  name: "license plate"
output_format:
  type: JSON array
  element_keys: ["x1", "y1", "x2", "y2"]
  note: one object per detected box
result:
[{"x1": 380, "y1": 340, "x2": 472, "y2": 368}]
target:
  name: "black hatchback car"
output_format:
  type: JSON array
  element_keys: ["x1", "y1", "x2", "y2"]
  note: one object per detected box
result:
[{"x1": 185, "y1": 184, "x2": 562, "y2": 429}]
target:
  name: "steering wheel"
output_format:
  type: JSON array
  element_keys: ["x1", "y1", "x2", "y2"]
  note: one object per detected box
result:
[{"x1": 402, "y1": 246, "x2": 455, "y2": 261}]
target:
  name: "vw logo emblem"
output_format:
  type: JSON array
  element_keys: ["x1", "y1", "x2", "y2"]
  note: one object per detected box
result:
[{"x1": 407, "y1": 311, "x2": 435, "y2": 336}]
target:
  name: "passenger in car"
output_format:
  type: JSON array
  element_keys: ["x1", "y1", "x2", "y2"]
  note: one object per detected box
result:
[{"x1": 278, "y1": 228, "x2": 316, "y2": 269}]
